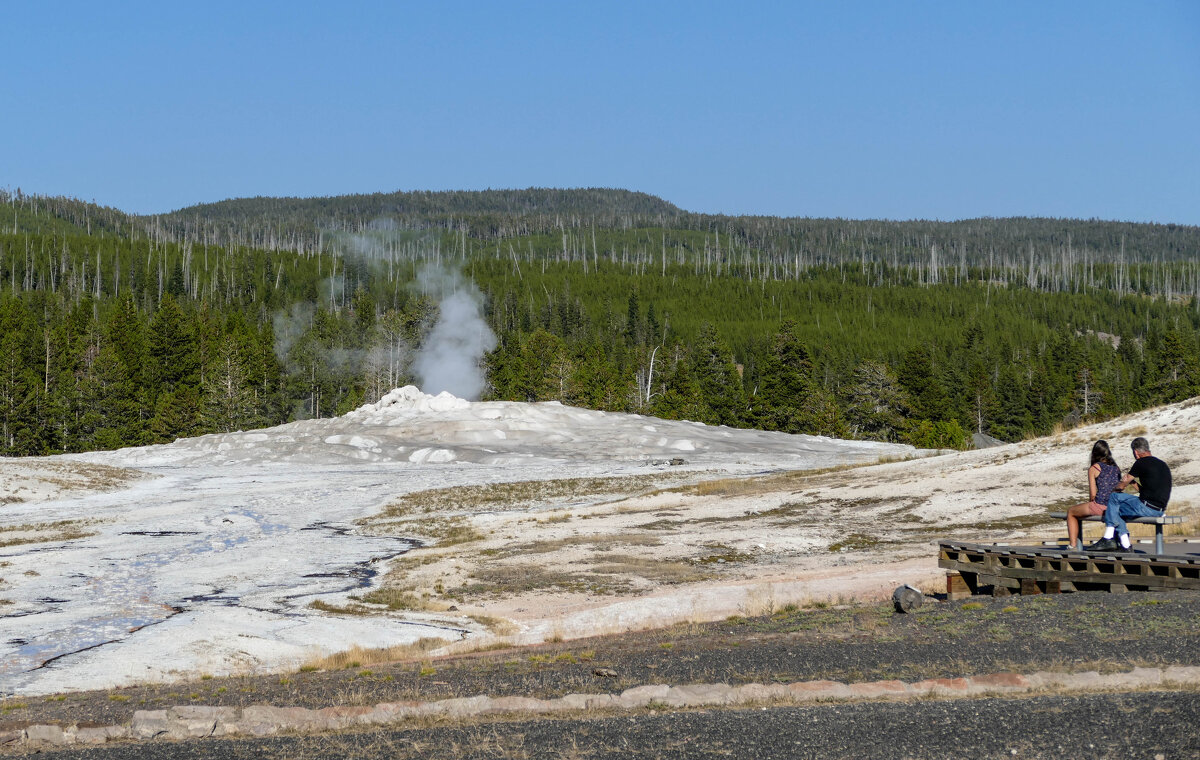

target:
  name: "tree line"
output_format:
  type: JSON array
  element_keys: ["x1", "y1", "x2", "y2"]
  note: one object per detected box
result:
[{"x1": 0, "y1": 191, "x2": 1196, "y2": 457}]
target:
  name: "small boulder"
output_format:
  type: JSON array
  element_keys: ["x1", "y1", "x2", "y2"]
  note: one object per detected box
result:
[
  {"x1": 132, "y1": 710, "x2": 172, "y2": 739},
  {"x1": 25, "y1": 724, "x2": 70, "y2": 747},
  {"x1": 892, "y1": 584, "x2": 924, "y2": 613}
]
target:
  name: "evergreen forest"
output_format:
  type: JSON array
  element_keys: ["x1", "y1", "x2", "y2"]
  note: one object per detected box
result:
[{"x1": 2, "y1": 187, "x2": 1198, "y2": 457}]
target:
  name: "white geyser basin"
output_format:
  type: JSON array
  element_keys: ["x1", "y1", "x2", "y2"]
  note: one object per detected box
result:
[{"x1": 0, "y1": 387, "x2": 914, "y2": 696}]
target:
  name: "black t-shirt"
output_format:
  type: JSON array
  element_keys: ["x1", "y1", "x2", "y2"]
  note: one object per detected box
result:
[{"x1": 1130, "y1": 455, "x2": 1172, "y2": 511}]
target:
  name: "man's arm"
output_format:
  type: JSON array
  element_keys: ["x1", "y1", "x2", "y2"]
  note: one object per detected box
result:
[{"x1": 1122, "y1": 458, "x2": 1146, "y2": 492}]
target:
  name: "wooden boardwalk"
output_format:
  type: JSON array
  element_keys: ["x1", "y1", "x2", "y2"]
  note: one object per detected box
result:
[{"x1": 938, "y1": 539, "x2": 1200, "y2": 596}]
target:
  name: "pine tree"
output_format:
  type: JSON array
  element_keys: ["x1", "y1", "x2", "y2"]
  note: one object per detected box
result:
[
  {"x1": 991, "y1": 364, "x2": 1032, "y2": 440},
  {"x1": 148, "y1": 294, "x2": 199, "y2": 391},
  {"x1": 569, "y1": 341, "x2": 624, "y2": 409},
  {"x1": 625, "y1": 291, "x2": 642, "y2": 346},
  {"x1": 844, "y1": 360, "x2": 910, "y2": 441},
  {"x1": 80, "y1": 344, "x2": 141, "y2": 449},
  {"x1": 756, "y1": 320, "x2": 817, "y2": 432},
  {"x1": 518, "y1": 329, "x2": 570, "y2": 401},
  {"x1": 651, "y1": 345, "x2": 706, "y2": 422},
  {"x1": 202, "y1": 337, "x2": 258, "y2": 433},
  {"x1": 689, "y1": 323, "x2": 744, "y2": 426},
  {"x1": 149, "y1": 387, "x2": 202, "y2": 443},
  {"x1": 898, "y1": 345, "x2": 949, "y2": 423},
  {"x1": 1153, "y1": 330, "x2": 1196, "y2": 402}
]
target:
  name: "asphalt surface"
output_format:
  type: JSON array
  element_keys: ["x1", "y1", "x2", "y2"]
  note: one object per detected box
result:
[{"x1": 30, "y1": 691, "x2": 1200, "y2": 759}]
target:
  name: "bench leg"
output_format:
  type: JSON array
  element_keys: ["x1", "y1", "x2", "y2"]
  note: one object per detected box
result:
[
  {"x1": 1156, "y1": 525, "x2": 1164, "y2": 555},
  {"x1": 1075, "y1": 538, "x2": 1083, "y2": 551}
]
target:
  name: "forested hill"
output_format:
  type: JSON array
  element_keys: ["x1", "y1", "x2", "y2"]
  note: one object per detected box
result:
[
  {"x1": 148, "y1": 187, "x2": 1200, "y2": 272},
  {"x1": 1, "y1": 191, "x2": 136, "y2": 239},
  {"x1": 1, "y1": 186, "x2": 1198, "y2": 458},
  {"x1": 154, "y1": 188, "x2": 684, "y2": 250},
  {"x1": 168, "y1": 187, "x2": 683, "y2": 220},
  {"x1": 8, "y1": 187, "x2": 1200, "y2": 272}
]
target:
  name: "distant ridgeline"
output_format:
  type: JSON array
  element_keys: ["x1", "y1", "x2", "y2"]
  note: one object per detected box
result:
[{"x1": 0, "y1": 187, "x2": 1197, "y2": 456}]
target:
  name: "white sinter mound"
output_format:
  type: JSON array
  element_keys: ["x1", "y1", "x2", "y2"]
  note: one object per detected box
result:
[{"x1": 0, "y1": 387, "x2": 917, "y2": 696}]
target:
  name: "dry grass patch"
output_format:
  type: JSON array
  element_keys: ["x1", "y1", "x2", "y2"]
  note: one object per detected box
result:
[
  {"x1": 311, "y1": 586, "x2": 456, "y2": 615},
  {"x1": 543, "y1": 531, "x2": 663, "y2": 551},
  {"x1": 633, "y1": 518, "x2": 681, "y2": 531},
  {"x1": 300, "y1": 639, "x2": 449, "y2": 672},
  {"x1": 501, "y1": 532, "x2": 664, "y2": 557},
  {"x1": 0, "y1": 461, "x2": 149, "y2": 505},
  {"x1": 0, "y1": 519, "x2": 98, "y2": 548},
  {"x1": 455, "y1": 564, "x2": 633, "y2": 598},
  {"x1": 308, "y1": 599, "x2": 377, "y2": 616},
  {"x1": 590, "y1": 554, "x2": 713, "y2": 585},
  {"x1": 675, "y1": 457, "x2": 917, "y2": 500},
  {"x1": 353, "y1": 587, "x2": 435, "y2": 611},
  {"x1": 974, "y1": 511, "x2": 1062, "y2": 532},
  {"x1": 367, "y1": 473, "x2": 685, "y2": 521},
  {"x1": 827, "y1": 533, "x2": 883, "y2": 553},
  {"x1": 685, "y1": 477, "x2": 777, "y2": 498},
  {"x1": 467, "y1": 614, "x2": 519, "y2": 635},
  {"x1": 368, "y1": 516, "x2": 482, "y2": 547}
]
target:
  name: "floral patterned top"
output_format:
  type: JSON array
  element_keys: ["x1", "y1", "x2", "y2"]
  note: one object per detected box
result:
[{"x1": 1092, "y1": 461, "x2": 1121, "y2": 505}]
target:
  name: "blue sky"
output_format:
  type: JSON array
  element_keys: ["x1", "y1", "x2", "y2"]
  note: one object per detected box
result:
[{"x1": 3, "y1": 2, "x2": 1198, "y2": 222}]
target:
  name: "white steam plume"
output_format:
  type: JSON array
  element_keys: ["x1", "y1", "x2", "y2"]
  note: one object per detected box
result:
[{"x1": 412, "y1": 265, "x2": 497, "y2": 400}]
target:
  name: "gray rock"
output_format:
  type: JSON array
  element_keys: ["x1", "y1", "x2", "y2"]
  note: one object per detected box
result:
[
  {"x1": 617, "y1": 684, "x2": 671, "y2": 708},
  {"x1": 972, "y1": 432, "x2": 1006, "y2": 449},
  {"x1": 663, "y1": 683, "x2": 734, "y2": 707},
  {"x1": 239, "y1": 705, "x2": 320, "y2": 734},
  {"x1": 484, "y1": 695, "x2": 553, "y2": 714},
  {"x1": 168, "y1": 705, "x2": 239, "y2": 737},
  {"x1": 786, "y1": 679, "x2": 851, "y2": 700},
  {"x1": 892, "y1": 584, "x2": 924, "y2": 613},
  {"x1": 132, "y1": 710, "x2": 172, "y2": 739},
  {"x1": 731, "y1": 683, "x2": 790, "y2": 702},
  {"x1": 559, "y1": 693, "x2": 616, "y2": 710},
  {"x1": 437, "y1": 695, "x2": 492, "y2": 718},
  {"x1": 315, "y1": 705, "x2": 376, "y2": 729},
  {"x1": 74, "y1": 727, "x2": 115, "y2": 745},
  {"x1": 25, "y1": 724, "x2": 71, "y2": 746},
  {"x1": 106, "y1": 724, "x2": 130, "y2": 740}
]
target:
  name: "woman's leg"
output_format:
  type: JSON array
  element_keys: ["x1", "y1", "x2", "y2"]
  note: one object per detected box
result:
[{"x1": 1067, "y1": 503, "x2": 1092, "y2": 546}]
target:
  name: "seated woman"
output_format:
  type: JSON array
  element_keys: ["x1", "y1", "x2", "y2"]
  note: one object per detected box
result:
[{"x1": 1066, "y1": 440, "x2": 1122, "y2": 548}]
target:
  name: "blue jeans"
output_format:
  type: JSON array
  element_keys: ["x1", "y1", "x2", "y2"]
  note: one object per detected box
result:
[{"x1": 1104, "y1": 492, "x2": 1163, "y2": 536}]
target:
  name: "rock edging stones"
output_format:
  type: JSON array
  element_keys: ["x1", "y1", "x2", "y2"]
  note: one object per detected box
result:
[{"x1": 10, "y1": 666, "x2": 1200, "y2": 748}]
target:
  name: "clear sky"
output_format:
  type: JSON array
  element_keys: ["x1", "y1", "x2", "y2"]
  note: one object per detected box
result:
[{"x1": 3, "y1": 2, "x2": 1198, "y2": 223}]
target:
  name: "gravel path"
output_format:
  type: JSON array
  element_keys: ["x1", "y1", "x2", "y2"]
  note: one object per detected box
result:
[{"x1": 28, "y1": 691, "x2": 1200, "y2": 759}]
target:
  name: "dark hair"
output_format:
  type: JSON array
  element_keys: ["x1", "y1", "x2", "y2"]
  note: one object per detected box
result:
[
  {"x1": 1131, "y1": 437, "x2": 1150, "y2": 454},
  {"x1": 1091, "y1": 440, "x2": 1116, "y2": 467}
]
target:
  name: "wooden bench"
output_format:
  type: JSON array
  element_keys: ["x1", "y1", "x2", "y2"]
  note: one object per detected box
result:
[{"x1": 1049, "y1": 511, "x2": 1183, "y2": 554}]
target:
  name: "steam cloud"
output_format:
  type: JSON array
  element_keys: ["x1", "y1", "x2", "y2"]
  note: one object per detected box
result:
[
  {"x1": 273, "y1": 222, "x2": 496, "y2": 410},
  {"x1": 412, "y1": 264, "x2": 497, "y2": 401}
]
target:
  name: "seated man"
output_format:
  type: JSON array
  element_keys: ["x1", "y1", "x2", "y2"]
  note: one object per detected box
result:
[{"x1": 1088, "y1": 436, "x2": 1171, "y2": 552}]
